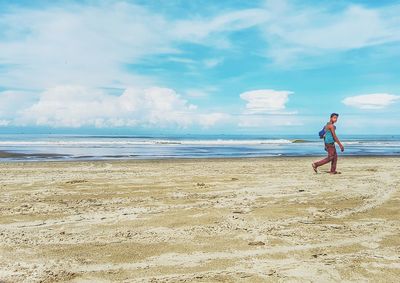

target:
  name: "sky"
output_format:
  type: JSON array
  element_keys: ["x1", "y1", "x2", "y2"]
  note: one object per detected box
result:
[{"x1": 0, "y1": 0, "x2": 399, "y2": 135}]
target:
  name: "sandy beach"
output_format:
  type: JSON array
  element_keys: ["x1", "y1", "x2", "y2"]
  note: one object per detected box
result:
[{"x1": 0, "y1": 157, "x2": 399, "y2": 282}]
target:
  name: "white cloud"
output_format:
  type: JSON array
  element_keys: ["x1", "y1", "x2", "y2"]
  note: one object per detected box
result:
[
  {"x1": 166, "y1": 57, "x2": 197, "y2": 65},
  {"x1": 237, "y1": 88, "x2": 298, "y2": 128},
  {"x1": 185, "y1": 86, "x2": 218, "y2": 98},
  {"x1": 172, "y1": 8, "x2": 267, "y2": 47},
  {"x1": 0, "y1": 3, "x2": 266, "y2": 90},
  {"x1": 240, "y1": 89, "x2": 293, "y2": 113},
  {"x1": 0, "y1": 3, "x2": 258, "y2": 130},
  {"x1": 342, "y1": 93, "x2": 400, "y2": 109},
  {"x1": 0, "y1": 90, "x2": 38, "y2": 118},
  {"x1": 259, "y1": 1, "x2": 400, "y2": 65},
  {"x1": 1, "y1": 1, "x2": 399, "y2": 89},
  {"x1": 17, "y1": 85, "x2": 226, "y2": 128},
  {"x1": 203, "y1": 58, "x2": 224, "y2": 68},
  {"x1": 0, "y1": 3, "x2": 169, "y2": 89}
]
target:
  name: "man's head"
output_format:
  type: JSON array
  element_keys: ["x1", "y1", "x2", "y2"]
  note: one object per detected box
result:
[{"x1": 330, "y1": 113, "x2": 339, "y2": 123}]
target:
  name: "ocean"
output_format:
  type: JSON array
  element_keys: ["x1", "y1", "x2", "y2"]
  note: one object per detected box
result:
[{"x1": 0, "y1": 134, "x2": 399, "y2": 161}]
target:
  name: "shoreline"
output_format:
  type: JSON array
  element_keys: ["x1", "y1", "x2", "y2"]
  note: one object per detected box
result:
[{"x1": 0, "y1": 149, "x2": 399, "y2": 163}]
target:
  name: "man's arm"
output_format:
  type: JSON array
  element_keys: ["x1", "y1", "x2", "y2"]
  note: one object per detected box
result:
[{"x1": 328, "y1": 124, "x2": 344, "y2": 152}]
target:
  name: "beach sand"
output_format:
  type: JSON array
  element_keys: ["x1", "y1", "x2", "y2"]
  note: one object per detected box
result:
[{"x1": 0, "y1": 157, "x2": 399, "y2": 282}]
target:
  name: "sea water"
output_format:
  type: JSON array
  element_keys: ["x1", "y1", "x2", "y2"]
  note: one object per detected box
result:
[{"x1": 0, "y1": 134, "x2": 399, "y2": 161}]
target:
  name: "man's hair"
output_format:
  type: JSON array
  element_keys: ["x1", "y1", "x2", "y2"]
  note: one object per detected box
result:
[{"x1": 330, "y1": 113, "x2": 339, "y2": 118}]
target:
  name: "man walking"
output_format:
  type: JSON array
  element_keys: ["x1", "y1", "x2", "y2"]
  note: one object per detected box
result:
[{"x1": 312, "y1": 113, "x2": 344, "y2": 174}]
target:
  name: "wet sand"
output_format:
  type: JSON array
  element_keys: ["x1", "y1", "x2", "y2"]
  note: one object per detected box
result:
[{"x1": 0, "y1": 157, "x2": 399, "y2": 282}]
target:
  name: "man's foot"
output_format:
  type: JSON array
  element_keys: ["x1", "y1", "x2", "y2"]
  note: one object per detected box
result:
[
  {"x1": 312, "y1": 163, "x2": 318, "y2": 173},
  {"x1": 329, "y1": 171, "x2": 341, "y2": 174}
]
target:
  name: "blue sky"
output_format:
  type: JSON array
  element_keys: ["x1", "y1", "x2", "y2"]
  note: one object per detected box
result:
[{"x1": 0, "y1": 0, "x2": 399, "y2": 135}]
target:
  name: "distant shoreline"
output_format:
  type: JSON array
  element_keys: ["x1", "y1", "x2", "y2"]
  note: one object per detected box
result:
[{"x1": 1, "y1": 150, "x2": 399, "y2": 163}]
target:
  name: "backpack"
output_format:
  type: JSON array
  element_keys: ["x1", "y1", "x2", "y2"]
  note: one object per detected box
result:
[{"x1": 318, "y1": 126, "x2": 326, "y2": 139}]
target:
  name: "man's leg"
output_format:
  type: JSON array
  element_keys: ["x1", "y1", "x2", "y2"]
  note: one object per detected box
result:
[
  {"x1": 313, "y1": 145, "x2": 334, "y2": 169},
  {"x1": 330, "y1": 146, "x2": 338, "y2": 173}
]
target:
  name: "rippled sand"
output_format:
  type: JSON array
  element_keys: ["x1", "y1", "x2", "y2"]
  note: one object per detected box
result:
[{"x1": 0, "y1": 157, "x2": 399, "y2": 282}]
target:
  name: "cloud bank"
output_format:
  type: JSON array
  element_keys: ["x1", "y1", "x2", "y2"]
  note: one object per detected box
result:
[{"x1": 11, "y1": 86, "x2": 227, "y2": 128}]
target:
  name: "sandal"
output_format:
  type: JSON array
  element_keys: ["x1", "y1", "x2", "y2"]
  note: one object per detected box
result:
[{"x1": 312, "y1": 163, "x2": 318, "y2": 173}]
